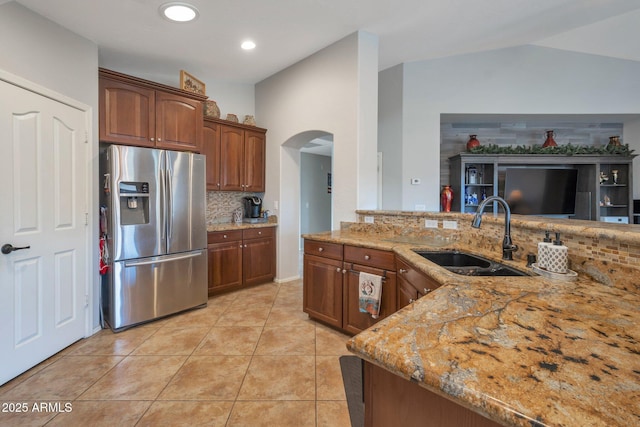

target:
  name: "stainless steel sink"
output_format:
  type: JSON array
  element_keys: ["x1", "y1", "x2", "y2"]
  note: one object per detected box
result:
[{"x1": 413, "y1": 250, "x2": 530, "y2": 277}]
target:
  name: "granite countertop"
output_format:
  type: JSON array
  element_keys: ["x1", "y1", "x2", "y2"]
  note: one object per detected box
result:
[
  {"x1": 303, "y1": 230, "x2": 640, "y2": 427},
  {"x1": 207, "y1": 221, "x2": 277, "y2": 232}
]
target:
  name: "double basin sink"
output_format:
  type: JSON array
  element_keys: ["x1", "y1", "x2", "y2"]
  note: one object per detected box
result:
[{"x1": 413, "y1": 250, "x2": 529, "y2": 277}]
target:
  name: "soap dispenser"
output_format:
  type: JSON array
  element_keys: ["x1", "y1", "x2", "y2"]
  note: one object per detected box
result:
[
  {"x1": 546, "y1": 233, "x2": 568, "y2": 274},
  {"x1": 537, "y1": 231, "x2": 552, "y2": 269}
]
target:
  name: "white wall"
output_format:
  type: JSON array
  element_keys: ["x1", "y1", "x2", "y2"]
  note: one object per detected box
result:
[
  {"x1": 0, "y1": 2, "x2": 100, "y2": 330},
  {"x1": 378, "y1": 64, "x2": 404, "y2": 210},
  {"x1": 384, "y1": 45, "x2": 640, "y2": 211},
  {"x1": 256, "y1": 31, "x2": 378, "y2": 281}
]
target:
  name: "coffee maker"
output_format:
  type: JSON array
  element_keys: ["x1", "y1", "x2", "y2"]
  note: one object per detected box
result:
[{"x1": 243, "y1": 196, "x2": 263, "y2": 219}]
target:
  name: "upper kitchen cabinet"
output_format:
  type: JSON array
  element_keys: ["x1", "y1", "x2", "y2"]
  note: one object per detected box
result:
[
  {"x1": 203, "y1": 117, "x2": 266, "y2": 192},
  {"x1": 99, "y1": 68, "x2": 206, "y2": 152}
]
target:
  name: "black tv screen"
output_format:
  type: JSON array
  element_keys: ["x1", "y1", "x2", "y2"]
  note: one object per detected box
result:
[{"x1": 504, "y1": 168, "x2": 578, "y2": 216}]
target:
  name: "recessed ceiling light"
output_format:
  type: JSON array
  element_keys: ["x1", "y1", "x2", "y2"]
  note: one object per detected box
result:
[
  {"x1": 241, "y1": 40, "x2": 256, "y2": 50},
  {"x1": 160, "y1": 2, "x2": 199, "y2": 23}
]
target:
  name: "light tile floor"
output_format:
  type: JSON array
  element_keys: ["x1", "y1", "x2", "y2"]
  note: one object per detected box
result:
[{"x1": 0, "y1": 280, "x2": 353, "y2": 427}]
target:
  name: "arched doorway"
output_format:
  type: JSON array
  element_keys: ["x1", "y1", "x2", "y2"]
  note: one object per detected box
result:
[{"x1": 281, "y1": 131, "x2": 334, "y2": 276}]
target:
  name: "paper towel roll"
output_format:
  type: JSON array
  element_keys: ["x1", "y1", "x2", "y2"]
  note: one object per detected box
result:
[{"x1": 545, "y1": 244, "x2": 568, "y2": 273}]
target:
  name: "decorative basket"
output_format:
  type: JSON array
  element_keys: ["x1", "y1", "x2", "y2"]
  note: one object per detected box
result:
[
  {"x1": 243, "y1": 115, "x2": 256, "y2": 126},
  {"x1": 226, "y1": 113, "x2": 238, "y2": 123}
]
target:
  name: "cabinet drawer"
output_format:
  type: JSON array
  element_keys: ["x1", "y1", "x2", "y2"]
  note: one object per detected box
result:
[
  {"x1": 243, "y1": 227, "x2": 274, "y2": 240},
  {"x1": 396, "y1": 257, "x2": 440, "y2": 295},
  {"x1": 344, "y1": 246, "x2": 395, "y2": 270},
  {"x1": 208, "y1": 230, "x2": 243, "y2": 244},
  {"x1": 304, "y1": 240, "x2": 343, "y2": 261}
]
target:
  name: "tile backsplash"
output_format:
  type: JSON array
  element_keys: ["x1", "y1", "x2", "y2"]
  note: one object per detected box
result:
[{"x1": 206, "y1": 191, "x2": 263, "y2": 225}]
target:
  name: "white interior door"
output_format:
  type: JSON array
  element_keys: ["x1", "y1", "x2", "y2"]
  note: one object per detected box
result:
[{"x1": 0, "y1": 78, "x2": 89, "y2": 385}]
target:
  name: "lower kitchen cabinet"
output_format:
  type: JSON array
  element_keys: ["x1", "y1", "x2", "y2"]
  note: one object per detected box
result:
[
  {"x1": 343, "y1": 265, "x2": 396, "y2": 334},
  {"x1": 208, "y1": 227, "x2": 276, "y2": 296},
  {"x1": 243, "y1": 227, "x2": 276, "y2": 286},
  {"x1": 303, "y1": 239, "x2": 399, "y2": 334},
  {"x1": 303, "y1": 254, "x2": 344, "y2": 328},
  {"x1": 396, "y1": 257, "x2": 441, "y2": 309},
  {"x1": 364, "y1": 362, "x2": 502, "y2": 427}
]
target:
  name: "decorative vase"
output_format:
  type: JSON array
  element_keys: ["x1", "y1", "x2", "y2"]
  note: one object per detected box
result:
[
  {"x1": 466, "y1": 134, "x2": 480, "y2": 151},
  {"x1": 203, "y1": 100, "x2": 220, "y2": 118},
  {"x1": 612, "y1": 169, "x2": 618, "y2": 184},
  {"x1": 608, "y1": 135, "x2": 621, "y2": 146},
  {"x1": 441, "y1": 185, "x2": 453, "y2": 212},
  {"x1": 542, "y1": 130, "x2": 557, "y2": 148},
  {"x1": 243, "y1": 115, "x2": 256, "y2": 126}
]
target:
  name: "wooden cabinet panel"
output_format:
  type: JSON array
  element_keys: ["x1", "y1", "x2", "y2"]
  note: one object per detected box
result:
[
  {"x1": 244, "y1": 130, "x2": 266, "y2": 192},
  {"x1": 99, "y1": 68, "x2": 205, "y2": 152},
  {"x1": 344, "y1": 246, "x2": 395, "y2": 270},
  {"x1": 208, "y1": 240, "x2": 243, "y2": 295},
  {"x1": 303, "y1": 254, "x2": 344, "y2": 328},
  {"x1": 99, "y1": 77, "x2": 155, "y2": 147},
  {"x1": 243, "y1": 235, "x2": 276, "y2": 286},
  {"x1": 364, "y1": 362, "x2": 502, "y2": 427},
  {"x1": 207, "y1": 227, "x2": 276, "y2": 296},
  {"x1": 207, "y1": 230, "x2": 242, "y2": 244},
  {"x1": 203, "y1": 121, "x2": 221, "y2": 190},
  {"x1": 397, "y1": 277, "x2": 419, "y2": 310},
  {"x1": 396, "y1": 257, "x2": 440, "y2": 307},
  {"x1": 343, "y1": 264, "x2": 396, "y2": 335},
  {"x1": 220, "y1": 125, "x2": 244, "y2": 191},
  {"x1": 303, "y1": 240, "x2": 343, "y2": 261},
  {"x1": 155, "y1": 91, "x2": 203, "y2": 152}
]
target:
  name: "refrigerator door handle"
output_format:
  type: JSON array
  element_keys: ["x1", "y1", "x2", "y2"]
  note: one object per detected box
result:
[
  {"x1": 123, "y1": 251, "x2": 203, "y2": 268},
  {"x1": 160, "y1": 168, "x2": 167, "y2": 241},
  {"x1": 167, "y1": 168, "x2": 173, "y2": 240}
]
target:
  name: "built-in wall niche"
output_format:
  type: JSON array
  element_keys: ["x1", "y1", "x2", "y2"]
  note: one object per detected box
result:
[{"x1": 439, "y1": 113, "x2": 635, "y2": 188}]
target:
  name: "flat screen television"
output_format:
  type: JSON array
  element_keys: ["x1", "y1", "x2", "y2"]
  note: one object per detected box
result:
[{"x1": 504, "y1": 168, "x2": 578, "y2": 216}]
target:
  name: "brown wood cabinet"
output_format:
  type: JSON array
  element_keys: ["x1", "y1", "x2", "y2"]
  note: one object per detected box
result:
[
  {"x1": 303, "y1": 240, "x2": 398, "y2": 334},
  {"x1": 99, "y1": 68, "x2": 205, "y2": 152},
  {"x1": 207, "y1": 230, "x2": 243, "y2": 295},
  {"x1": 364, "y1": 362, "x2": 502, "y2": 427},
  {"x1": 303, "y1": 240, "x2": 344, "y2": 328},
  {"x1": 242, "y1": 227, "x2": 276, "y2": 286},
  {"x1": 396, "y1": 257, "x2": 441, "y2": 310},
  {"x1": 203, "y1": 118, "x2": 266, "y2": 192},
  {"x1": 207, "y1": 227, "x2": 276, "y2": 295}
]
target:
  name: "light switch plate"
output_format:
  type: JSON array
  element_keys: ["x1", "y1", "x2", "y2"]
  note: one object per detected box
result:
[
  {"x1": 425, "y1": 219, "x2": 438, "y2": 228},
  {"x1": 364, "y1": 216, "x2": 374, "y2": 223},
  {"x1": 443, "y1": 220, "x2": 458, "y2": 229}
]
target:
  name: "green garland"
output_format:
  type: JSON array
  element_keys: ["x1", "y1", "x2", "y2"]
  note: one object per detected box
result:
[{"x1": 468, "y1": 143, "x2": 634, "y2": 156}]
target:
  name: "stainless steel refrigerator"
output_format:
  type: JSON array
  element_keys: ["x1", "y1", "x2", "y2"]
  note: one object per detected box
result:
[{"x1": 100, "y1": 144, "x2": 207, "y2": 331}]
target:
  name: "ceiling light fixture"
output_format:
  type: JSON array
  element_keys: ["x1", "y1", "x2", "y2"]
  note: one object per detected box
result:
[
  {"x1": 160, "y1": 2, "x2": 199, "y2": 23},
  {"x1": 241, "y1": 40, "x2": 256, "y2": 50}
]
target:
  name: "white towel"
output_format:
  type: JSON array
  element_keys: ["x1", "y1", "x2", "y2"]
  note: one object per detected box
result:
[{"x1": 358, "y1": 272, "x2": 383, "y2": 319}]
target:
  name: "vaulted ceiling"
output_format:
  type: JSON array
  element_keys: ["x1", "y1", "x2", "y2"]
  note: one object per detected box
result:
[{"x1": 10, "y1": 0, "x2": 640, "y2": 84}]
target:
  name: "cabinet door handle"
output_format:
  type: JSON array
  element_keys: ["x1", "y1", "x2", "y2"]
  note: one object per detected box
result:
[
  {"x1": 399, "y1": 268, "x2": 407, "y2": 274},
  {"x1": 150, "y1": 137, "x2": 155, "y2": 142},
  {"x1": 423, "y1": 288, "x2": 432, "y2": 294},
  {"x1": 318, "y1": 247, "x2": 324, "y2": 252},
  {"x1": 336, "y1": 267, "x2": 341, "y2": 272},
  {"x1": 342, "y1": 269, "x2": 346, "y2": 274},
  {"x1": 258, "y1": 231, "x2": 262, "y2": 235},
  {"x1": 223, "y1": 234, "x2": 227, "y2": 239},
  {"x1": 364, "y1": 255, "x2": 370, "y2": 260},
  {"x1": 157, "y1": 138, "x2": 162, "y2": 142},
  {"x1": 244, "y1": 244, "x2": 247, "y2": 248}
]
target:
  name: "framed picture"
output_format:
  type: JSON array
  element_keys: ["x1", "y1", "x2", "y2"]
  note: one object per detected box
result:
[{"x1": 180, "y1": 70, "x2": 206, "y2": 95}]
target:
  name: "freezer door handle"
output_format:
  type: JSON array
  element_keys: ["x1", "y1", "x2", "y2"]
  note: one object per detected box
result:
[
  {"x1": 167, "y1": 169, "x2": 173, "y2": 239},
  {"x1": 124, "y1": 251, "x2": 202, "y2": 268}
]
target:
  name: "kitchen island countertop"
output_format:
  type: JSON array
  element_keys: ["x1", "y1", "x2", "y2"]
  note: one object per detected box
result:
[{"x1": 303, "y1": 229, "x2": 640, "y2": 427}]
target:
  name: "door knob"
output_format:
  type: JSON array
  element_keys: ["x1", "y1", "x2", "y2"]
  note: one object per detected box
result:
[{"x1": 2, "y1": 244, "x2": 31, "y2": 254}]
